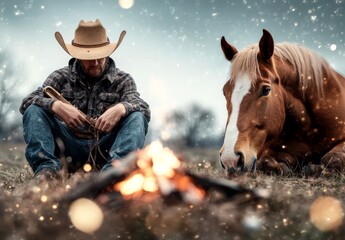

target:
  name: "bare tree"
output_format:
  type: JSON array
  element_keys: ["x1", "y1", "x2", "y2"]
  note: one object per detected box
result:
[
  {"x1": 165, "y1": 103, "x2": 216, "y2": 147},
  {"x1": 0, "y1": 50, "x2": 21, "y2": 139}
]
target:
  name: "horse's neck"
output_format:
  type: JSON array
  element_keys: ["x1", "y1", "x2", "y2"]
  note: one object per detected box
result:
[
  {"x1": 282, "y1": 66, "x2": 345, "y2": 141},
  {"x1": 324, "y1": 66, "x2": 345, "y2": 91},
  {"x1": 281, "y1": 89, "x2": 312, "y2": 133}
]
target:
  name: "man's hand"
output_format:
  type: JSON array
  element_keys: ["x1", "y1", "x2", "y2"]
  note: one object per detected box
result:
[
  {"x1": 52, "y1": 101, "x2": 85, "y2": 129},
  {"x1": 95, "y1": 103, "x2": 126, "y2": 133}
]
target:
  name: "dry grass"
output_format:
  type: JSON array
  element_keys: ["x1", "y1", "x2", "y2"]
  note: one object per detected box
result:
[{"x1": 1, "y1": 143, "x2": 345, "y2": 239}]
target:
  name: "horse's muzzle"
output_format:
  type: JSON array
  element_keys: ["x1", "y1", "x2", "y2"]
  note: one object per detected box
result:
[
  {"x1": 224, "y1": 156, "x2": 257, "y2": 177},
  {"x1": 219, "y1": 149, "x2": 257, "y2": 176}
]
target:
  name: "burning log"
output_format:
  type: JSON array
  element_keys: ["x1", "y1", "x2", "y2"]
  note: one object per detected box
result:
[
  {"x1": 63, "y1": 141, "x2": 269, "y2": 205},
  {"x1": 63, "y1": 152, "x2": 139, "y2": 203},
  {"x1": 185, "y1": 171, "x2": 257, "y2": 198}
]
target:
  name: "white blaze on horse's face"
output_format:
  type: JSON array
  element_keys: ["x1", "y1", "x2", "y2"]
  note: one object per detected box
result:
[{"x1": 220, "y1": 73, "x2": 256, "y2": 173}]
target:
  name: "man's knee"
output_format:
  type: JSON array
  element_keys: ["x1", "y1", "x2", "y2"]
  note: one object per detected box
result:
[
  {"x1": 123, "y1": 111, "x2": 148, "y2": 133},
  {"x1": 23, "y1": 105, "x2": 48, "y2": 120},
  {"x1": 23, "y1": 105, "x2": 55, "y2": 130},
  {"x1": 126, "y1": 111, "x2": 147, "y2": 121}
]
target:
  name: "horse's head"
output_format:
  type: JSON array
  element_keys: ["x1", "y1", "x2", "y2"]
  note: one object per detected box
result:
[{"x1": 219, "y1": 29, "x2": 286, "y2": 175}]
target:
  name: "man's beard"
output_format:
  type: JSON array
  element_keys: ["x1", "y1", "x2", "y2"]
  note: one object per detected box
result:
[{"x1": 86, "y1": 65, "x2": 104, "y2": 78}]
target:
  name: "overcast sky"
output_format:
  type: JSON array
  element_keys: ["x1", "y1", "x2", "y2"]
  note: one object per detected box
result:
[{"x1": 1, "y1": 0, "x2": 344, "y2": 136}]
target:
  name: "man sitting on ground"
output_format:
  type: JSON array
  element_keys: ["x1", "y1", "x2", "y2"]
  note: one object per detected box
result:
[{"x1": 20, "y1": 19, "x2": 150, "y2": 181}]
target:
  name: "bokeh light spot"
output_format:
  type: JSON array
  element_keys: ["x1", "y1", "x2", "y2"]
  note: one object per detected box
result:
[
  {"x1": 69, "y1": 198, "x2": 104, "y2": 234},
  {"x1": 83, "y1": 163, "x2": 92, "y2": 172},
  {"x1": 118, "y1": 0, "x2": 134, "y2": 9},
  {"x1": 310, "y1": 196, "x2": 344, "y2": 232}
]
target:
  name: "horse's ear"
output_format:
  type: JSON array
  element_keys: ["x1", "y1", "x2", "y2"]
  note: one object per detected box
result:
[
  {"x1": 259, "y1": 29, "x2": 274, "y2": 62},
  {"x1": 221, "y1": 36, "x2": 238, "y2": 62}
]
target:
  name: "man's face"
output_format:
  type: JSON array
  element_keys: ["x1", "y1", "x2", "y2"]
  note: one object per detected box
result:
[{"x1": 80, "y1": 57, "x2": 107, "y2": 78}]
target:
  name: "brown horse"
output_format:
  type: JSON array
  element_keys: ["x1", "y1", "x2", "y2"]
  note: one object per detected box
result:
[{"x1": 219, "y1": 29, "x2": 345, "y2": 176}]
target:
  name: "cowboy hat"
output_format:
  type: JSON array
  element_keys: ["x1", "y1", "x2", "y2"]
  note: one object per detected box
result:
[{"x1": 55, "y1": 19, "x2": 126, "y2": 60}]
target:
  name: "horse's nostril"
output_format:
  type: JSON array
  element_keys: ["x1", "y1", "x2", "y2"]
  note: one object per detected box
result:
[
  {"x1": 235, "y1": 151, "x2": 245, "y2": 170},
  {"x1": 227, "y1": 167, "x2": 236, "y2": 175},
  {"x1": 220, "y1": 160, "x2": 225, "y2": 169}
]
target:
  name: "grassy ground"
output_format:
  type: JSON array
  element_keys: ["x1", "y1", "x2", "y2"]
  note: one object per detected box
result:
[{"x1": 1, "y1": 143, "x2": 345, "y2": 239}]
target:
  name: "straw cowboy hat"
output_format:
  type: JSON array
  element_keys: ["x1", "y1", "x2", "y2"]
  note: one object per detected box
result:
[{"x1": 55, "y1": 19, "x2": 126, "y2": 60}]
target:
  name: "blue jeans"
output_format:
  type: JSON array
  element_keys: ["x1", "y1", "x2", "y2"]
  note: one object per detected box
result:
[{"x1": 22, "y1": 105, "x2": 148, "y2": 175}]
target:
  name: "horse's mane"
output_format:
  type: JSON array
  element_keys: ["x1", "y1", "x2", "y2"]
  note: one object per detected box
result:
[{"x1": 230, "y1": 42, "x2": 328, "y2": 96}]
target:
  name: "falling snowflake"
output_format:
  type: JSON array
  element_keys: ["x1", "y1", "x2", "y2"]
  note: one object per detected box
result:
[
  {"x1": 14, "y1": 10, "x2": 24, "y2": 16},
  {"x1": 13, "y1": 5, "x2": 23, "y2": 16},
  {"x1": 330, "y1": 44, "x2": 337, "y2": 51},
  {"x1": 310, "y1": 15, "x2": 317, "y2": 22}
]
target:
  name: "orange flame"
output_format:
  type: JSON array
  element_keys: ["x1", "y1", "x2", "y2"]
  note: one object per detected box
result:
[
  {"x1": 115, "y1": 172, "x2": 145, "y2": 196},
  {"x1": 114, "y1": 141, "x2": 205, "y2": 203}
]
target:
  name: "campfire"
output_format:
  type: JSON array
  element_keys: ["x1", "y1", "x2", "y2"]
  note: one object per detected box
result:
[
  {"x1": 63, "y1": 141, "x2": 269, "y2": 234},
  {"x1": 113, "y1": 141, "x2": 205, "y2": 203},
  {"x1": 64, "y1": 141, "x2": 268, "y2": 205}
]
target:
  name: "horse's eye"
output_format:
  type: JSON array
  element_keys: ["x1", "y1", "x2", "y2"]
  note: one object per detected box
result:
[{"x1": 260, "y1": 85, "x2": 271, "y2": 96}]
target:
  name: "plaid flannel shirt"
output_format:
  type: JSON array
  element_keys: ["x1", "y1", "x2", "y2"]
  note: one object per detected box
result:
[{"x1": 20, "y1": 58, "x2": 151, "y2": 122}]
